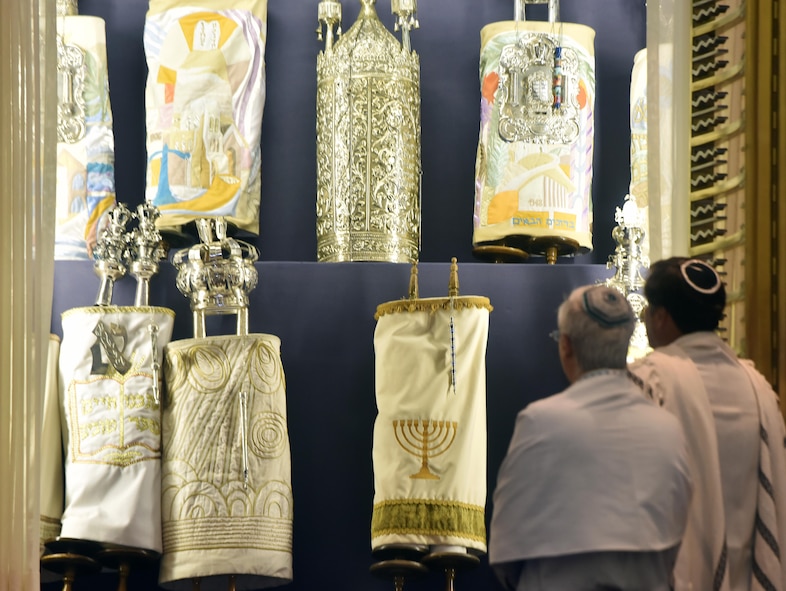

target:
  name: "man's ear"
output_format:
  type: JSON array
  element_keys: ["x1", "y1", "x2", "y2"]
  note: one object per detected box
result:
[
  {"x1": 559, "y1": 333, "x2": 573, "y2": 360},
  {"x1": 649, "y1": 305, "x2": 669, "y2": 330}
]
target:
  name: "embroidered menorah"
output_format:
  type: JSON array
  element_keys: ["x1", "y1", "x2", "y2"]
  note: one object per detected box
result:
[{"x1": 393, "y1": 419, "x2": 458, "y2": 480}]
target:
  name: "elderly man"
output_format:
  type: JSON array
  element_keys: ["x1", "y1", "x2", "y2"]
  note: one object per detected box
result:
[
  {"x1": 631, "y1": 257, "x2": 786, "y2": 591},
  {"x1": 489, "y1": 284, "x2": 692, "y2": 591}
]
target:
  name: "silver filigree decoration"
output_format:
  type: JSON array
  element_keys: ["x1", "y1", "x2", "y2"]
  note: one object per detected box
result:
[
  {"x1": 603, "y1": 195, "x2": 651, "y2": 361},
  {"x1": 316, "y1": 0, "x2": 422, "y2": 262},
  {"x1": 497, "y1": 34, "x2": 581, "y2": 144},
  {"x1": 56, "y1": 35, "x2": 87, "y2": 144}
]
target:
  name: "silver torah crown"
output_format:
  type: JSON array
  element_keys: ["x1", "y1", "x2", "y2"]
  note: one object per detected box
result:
[
  {"x1": 172, "y1": 218, "x2": 258, "y2": 338},
  {"x1": 93, "y1": 203, "x2": 131, "y2": 306},
  {"x1": 126, "y1": 203, "x2": 167, "y2": 307}
]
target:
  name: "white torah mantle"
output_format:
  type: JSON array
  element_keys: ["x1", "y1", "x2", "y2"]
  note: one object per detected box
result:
[
  {"x1": 372, "y1": 287, "x2": 492, "y2": 553},
  {"x1": 58, "y1": 306, "x2": 175, "y2": 552},
  {"x1": 160, "y1": 333, "x2": 293, "y2": 590},
  {"x1": 41, "y1": 335, "x2": 64, "y2": 552}
]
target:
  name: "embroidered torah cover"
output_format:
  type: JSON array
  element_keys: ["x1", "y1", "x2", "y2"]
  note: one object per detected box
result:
[
  {"x1": 160, "y1": 334, "x2": 293, "y2": 589},
  {"x1": 55, "y1": 15, "x2": 116, "y2": 260},
  {"x1": 41, "y1": 335, "x2": 64, "y2": 552},
  {"x1": 372, "y1": 297, "x2": 492, "y2": 553},
  {"x1": 473, "y1": 21, "x2": 596, "y2": 252},
  {"x1": 58, "y1": 306, "x2": 175, "y2": 552},
  {"x1": 143, "y1": 0, "x2": 268, "y2": 234},
  {"x1": 629, "y1": 48, "x2": 650, "y2": 258}
]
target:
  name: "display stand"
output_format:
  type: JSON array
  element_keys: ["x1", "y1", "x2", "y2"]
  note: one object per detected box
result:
[
  {"x1": 422, "y1": 551, "x2": 480, "y2": 591},
  {"x1": 371, "y1": 543, "x2": 430, "y2": 589},
  {"x1": 41, "y1": 539, "x2": 102, "y2": 591},
  {"x1": 95, "y1": 547, "x2": 160, "y2": 591},
  {"x1": 370, "y1": 559, "x2": 429, "y2": 591}
]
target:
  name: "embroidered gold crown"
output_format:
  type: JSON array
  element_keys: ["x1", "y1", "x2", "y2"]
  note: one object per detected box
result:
[{"x1": 172, "y1": 218, "x2": 259, "y2": 318}]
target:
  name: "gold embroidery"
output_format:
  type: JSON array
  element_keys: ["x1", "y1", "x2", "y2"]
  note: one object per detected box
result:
[
  {"x1": 40, "y1": 516, "x2": 62, "y2": 544},
  {"x1": 185, "y1": 344, "x2": 231, "y2": 394},
  {"x1": 61, "y1": 305, "x2": 176, "y2": 319},
  {"x1": 128, "y1": 416, "x2": 161, "y2": 435},
  {"x1": 371, "y1": 498, "x2": 486, "y2": 542},
  {"x1": 393, "y1": 419, "x2": 458, "y2": 480},
  {"x1": 103, "y1": 449, "x2": 146, "y2": 465},
  {"x1": 68, "y1": 350, "x2": 161, "y2": 466},
  {"x1": 161, "y1": 336, "x2": 293, "y2": 564},
  {"x1": 163, "y1": 516, "x2": 293, "y2": 554},
  {"x1": 247, "y1": 340, "x2": 284, "y2": 394},
  {"x1": 125, "y1": 392, "x2": 159, "y2": 411},
  {"x1": 81, "y1": 394, "x2": 118, "y2": 414},
  {"x1": 249, "y1": 412, "x2": 288, "y2": 459},
  {"x1": 80, "y1": 418, "x2": 119, "y2": 439}
]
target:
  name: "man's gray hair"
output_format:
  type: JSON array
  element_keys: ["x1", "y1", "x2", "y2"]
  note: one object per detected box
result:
[{"x1": 557, "y1": 285, "x2": 635, "y2": 372}]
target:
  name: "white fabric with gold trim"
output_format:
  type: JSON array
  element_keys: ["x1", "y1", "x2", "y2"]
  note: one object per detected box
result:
[
  {"x1": 160, "y1": 334, "x2": 293, "y2": 590},
  {"x1": 372, "y1": 295, "x2": 492, "y2": 553},
  {"x1": 143, "y1": 0, "x2": 268, "y2": 235},
  {"x1": 41, "y1": 335, "x2": 64, "y2": 555},
  {"x1": 58, "y1": 306, "x2": 175, "y2": 552}
]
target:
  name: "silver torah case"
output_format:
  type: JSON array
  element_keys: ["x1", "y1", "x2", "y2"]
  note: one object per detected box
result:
[{"x1": 316, "y1": 0, "x2": 422, "y2": 263}]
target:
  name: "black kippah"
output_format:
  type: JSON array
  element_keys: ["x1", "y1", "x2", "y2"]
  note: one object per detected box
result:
[
  {"x1": 582, "y1": 286, "x2": 634, "y2": 328},
  {"x1": 679, "y1": 259, "x2": 722, "y2": 294}
]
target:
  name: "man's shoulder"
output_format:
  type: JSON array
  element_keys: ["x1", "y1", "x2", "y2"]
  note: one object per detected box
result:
[
  {"x1": 629, "y1": 347, "x2": 693, "y2": 396},
  {"x1": 517, "y1": 392, "x2": 576, "y2": 434},
  {"x1": 630, "y1": 346, "x2": 687, "y2": 372},
  {"x1": 521, "y1": 390, "x2": 577, "y2": 420}
]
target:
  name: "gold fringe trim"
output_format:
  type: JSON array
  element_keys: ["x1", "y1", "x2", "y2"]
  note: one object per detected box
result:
[
  {"x1": 62, "y1": 305, "x2": 175, "y2": 320},
  {"x1": 375, "y1": 296, "x2": 493, "y2": 320},
  {"x1": 371, "y1": 498, "x2": 486, "y2": 542}
]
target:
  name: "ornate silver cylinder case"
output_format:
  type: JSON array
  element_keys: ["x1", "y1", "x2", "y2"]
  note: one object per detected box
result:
[{"x1": 316, "y1": 0, "x2": 422, "y2": 262}]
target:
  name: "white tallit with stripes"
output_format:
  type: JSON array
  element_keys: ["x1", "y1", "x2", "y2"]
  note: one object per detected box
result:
[
  {"x1": 740, "y1": 360, "x2": 786, "y2": 591},
  {"x1": 632, "y1": 333, "x2": 786, "y2": 591}
]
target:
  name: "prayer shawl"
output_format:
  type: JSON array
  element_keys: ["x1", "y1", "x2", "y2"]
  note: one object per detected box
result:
[
  {"x1": 489, "y1": 370, "x2": 692, "y2": 566},
  {"x1": 741, "y1": 360, "x2": 786, "y2": 591},
  {"x1": 632, "y1": 335, "x2": 786, "y2": 591}
]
